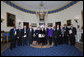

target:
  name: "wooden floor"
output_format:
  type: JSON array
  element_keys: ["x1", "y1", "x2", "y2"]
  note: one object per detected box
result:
[
  {"x1": 1, "y1": 42, "x2": 10, "y2": 54},
  {"x1": 75, "y1": 42, "x2": 83, "y2": 53},
  {"x1": 1, "y1": 42, "x2": 83, "y2": 54}
]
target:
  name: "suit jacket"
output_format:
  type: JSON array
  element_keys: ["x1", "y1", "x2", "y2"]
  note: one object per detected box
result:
[
  {"x1": 53, "y1": 29, "x2": 56, "y2": 37},
  {"x1": 40, "y1": 29, "x2": 45, "y2": 34},
  {"x1": 63, "y1": 27, "x2": 69, "y2": 36},
  {"x1": 17, "y1": 29, "x2": 22, "y2": 38},
  {"x1": 28, "y1": 28, "x2": 34, "y2": 36},
  {"x1": 28, "y1": 28, "x2": 34, "y2": 40},
  {"x1": 45, "y1": 28, "x2": 48, "y2": 36},
  {"x1": 69, "y1": 27, "x2": 77, "y2": 35},
  {"x1": 22, "y1": 28, "x2": 28, "y2": 38},
  {"x1": 10, "y1": 28, "x2": 17, "y2": 42},
  {"x1": 54, "y1": 28, "x2": 62, "y2": 37},
  {"x1": 35, "y1": 30, "x2": 40, "y2": 36}
]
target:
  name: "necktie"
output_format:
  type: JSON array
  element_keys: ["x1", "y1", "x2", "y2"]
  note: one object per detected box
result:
[
  {"x1": 24, "y1": 29, "x2": 26, "y2": 33},
  {"x1": 30, "y1": 29, "x2": 32, "y2": 32},
  {"x1": 14, "y1": 29, "x2": 16, "y2": 35},
  {"x1": 19, "y1": 29, "x2": 20, "y2": 31},
  {"x1": 57, "y1": 28, "x2": 59, "y2": 30}
]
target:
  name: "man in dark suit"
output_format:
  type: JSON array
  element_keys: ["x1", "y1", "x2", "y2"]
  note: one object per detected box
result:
[
  {"x1": 17, "y1": 26, "x2": 22, "y2": 46},
  {"x1": 54, "y1": 25, "x2": 62, "y2": 45},
  {"x1": 22, "y1": 26, "x2": 28, "y2": 46},
  {"x1": 10, "y1": 26, "x2": 17, "y2": 50},
  {"x1": 53, "y1": 26, "x2": 57, "y2": 46},
  {"x1": 69, "y1": 24, "x2": 77, "y2": 46},
  {"x1": 60, "y1": 26, "x2": 64, "y2": 45},
  {"x1": 44, "y1": 25, "x2": 48, "y2": 45},
  {"x1": 63, "y1": 24, "x2": 69, "y2": 44},
  {"x1": 28, "y1": 25, "x2": 34, "y2": 45}
]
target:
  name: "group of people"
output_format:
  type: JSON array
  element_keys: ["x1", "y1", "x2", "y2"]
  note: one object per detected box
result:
[
  {"x1": 10, "y1": 24, "x2": 77, "y2": 50},
  {"x1": 10, "y1": 25, "x2": 34, "y2": 50}
]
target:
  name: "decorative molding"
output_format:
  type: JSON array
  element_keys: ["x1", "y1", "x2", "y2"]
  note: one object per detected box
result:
[{"x1": 4, "y1": 1, "x2": 79, "y2": 14}]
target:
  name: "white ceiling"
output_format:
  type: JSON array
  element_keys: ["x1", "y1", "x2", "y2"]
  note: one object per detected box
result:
[{"x1": 10, "y1": 1, "x2": 72, "y2": 11}]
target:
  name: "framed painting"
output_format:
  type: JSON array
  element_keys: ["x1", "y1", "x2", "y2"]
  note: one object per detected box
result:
[
  {"x1": 67, "y1": 20, "x2": 71, "y2": 26},
  {"x1": 7, "y1": 12, "x2": 16, "y2": 27},
  {"x1": 31, "y1": 23, "x2": 37, "y2": 27},
  {"x1": 39, "y1": 23, "x2": 45, "y2": 26}
]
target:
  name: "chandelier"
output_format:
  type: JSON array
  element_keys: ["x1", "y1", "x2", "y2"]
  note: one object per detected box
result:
[{"x1": 36, "y1": 1, "x2": 48, "y2": 20}]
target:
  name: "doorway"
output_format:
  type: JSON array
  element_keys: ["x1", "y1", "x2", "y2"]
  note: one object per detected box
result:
[
  {"x1": 23, "y1": 22, "x2": 29, "y2": 29},
  {"x1": 55, "y1": 22, "x2": 61, "y2": 27}
]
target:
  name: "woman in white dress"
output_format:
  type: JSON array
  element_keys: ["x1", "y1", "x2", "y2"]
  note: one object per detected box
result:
[{"x1": 76, "y1": 26, "x2": 83, "y2": 43}]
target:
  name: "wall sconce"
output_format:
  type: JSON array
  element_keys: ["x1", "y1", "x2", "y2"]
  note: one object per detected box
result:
[
  {"x1": 1, "y1": 15, "x2": 4, "y2": 23},
  {"x1": 74, "y1": 19, "x2": 78, "y2": 23},
  {"x1": 74, "y1": 16, "x2": 80, "y2": 23},
  {"x1": 19, "y1": 22, "x2": 21, "y2": 26},
  {"x1": 17, "y1": 19, "x2": 21, "y2": 26},
  {"x1": 1, "y1": 18, "x2": 4, "y2": 23}
]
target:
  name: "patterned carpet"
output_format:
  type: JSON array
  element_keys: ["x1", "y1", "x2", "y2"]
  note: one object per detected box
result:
[{"x1": 1, "y1": 44, "x2": 83, "y2": 56}]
